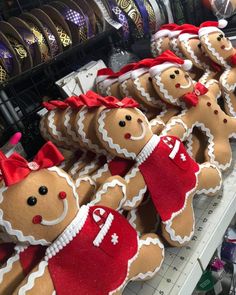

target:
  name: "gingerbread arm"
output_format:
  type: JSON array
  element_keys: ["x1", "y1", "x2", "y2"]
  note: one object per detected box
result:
[{"x1": 13, "y1": 262, "x2": 54, "y2": 295}]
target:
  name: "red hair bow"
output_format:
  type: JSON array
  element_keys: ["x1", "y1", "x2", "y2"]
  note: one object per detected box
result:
[
  {"x1": 65, "y1": 96, "x2": 84, "y2": 109},
  {"x1": 0, "y1": 142, "x2": 65, "y2": 187},
  {"x1": 98, "y1": 96, "x2": 139, "y2": 109},
  {"x1": 80, "y1": 91, "x2": 103, "y2": 107},
  {"x1": 42, "y1": 100, "x2": 68, "y2": 111}
]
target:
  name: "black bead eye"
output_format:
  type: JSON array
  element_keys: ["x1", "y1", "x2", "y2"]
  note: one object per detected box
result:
[
  {"x1": 175, "y1": 70, "x2": 180, "y2": 75},
  {"x1": 217, "y1": 36, "x2": 221, "y2": 41},
  {"x1": 170, "y1": 74, "x2": 175, "y2": 79},
  {"x1": 198, "y1": 43, "x2": 201, "y2": 48},
  {"x1": 125, "y1": 115, "x2": 132, "y2": 121},
  {"x1": 119, "y1": 121, "x2": 126, "y2": 127},
  {"x1": 27, "y1": 196, "x2": 37, "y2": 206},
  {"x1": 220, "y1": 34, "x2": 223, "y2": 38},
  {"x1": 38, "y1": 186, "x2": 48, "y2": 195}
]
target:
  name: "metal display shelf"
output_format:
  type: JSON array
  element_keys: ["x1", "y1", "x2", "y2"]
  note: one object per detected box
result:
[{"x1": 124, "y1": 141, "x2": 236, "y2": 295}]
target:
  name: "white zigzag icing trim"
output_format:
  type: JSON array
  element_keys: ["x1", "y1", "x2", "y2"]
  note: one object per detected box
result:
[
  {"x1": 162, "y1": 168, "x2": 200, "y2": 244},
  {"x1": 224, "y1": 92, "x2": 236, "y2": 117},
  {"x1": 161, "y1": 118, "x2": 189, "y2": 140},
  {"x1": 90, "y1": 179, "x2": 127, "y2": 210},
  {"x1": 156, "y1": 37, "x2": 164, "y2": 55},
  {"x1": 69, "y1": 153, "x2": 87, "y2": 177},
  {"x1": 75, "y1": 176, "x2": 97, "y2": 190},
  {"x1": 133, "y1": 78, "x2": 164, "y2": 107},
  {"x1": 128, "y1": 209, "x2": 138, "y2": 230},
  {"x1": 78, "y1": 157, "x2": 99, "y2": 177},
  {"x1": 220, "y1": 68, "x2": 235, "y2": 92},
  {"x1": 48, "y1": 111, "x2": 70, "y2": 145},
  {"x1": 136, "y1": 135, "x2": 160, "y2": 166},
  {"x1": 92, "y1": 163, "x2": 110, "y2": 181},
  {"x1": 185, "y1": 133, "x2": 193, "y2": 157},
  {"x1": 199, "y1": 70, "x2": 212, "y2": 85},
  {"x1": 64, "y1": 108, "x2": 80, "y2": 143},
  {"x1": 98, "y1": 109, "x2": 136, "y2": 159},
  {"x1": 52, "y1": 291, "x2": 56, "y2": 295},
  {"x1": 183, "y1": 40, "x2": 201, "y2": 67},
  {"x1": 18, "y1": 261, "x2": 48, "y2": 295},
  {"x1": 171, "y1": 38, "x2": 185, "y2": 58},
  {"x1": 131, "y1": 237, "x2": 165, "y2": 280},
  {"x1": 77, "y1": 108, "x2": 107, "y2": 156},
  {"x1": 120, "y1": 80, "x2": 130, "y2": 97},
  {"x1": 0, "y1": 185, "x2": 50, "y2": 246},
  {"x1": 195, "y1": 163, "x2": 222, "y2": 195},
  {"x1": 204, "y1": 35, "x2": 229, "y2": 69},
  {"x1": 151, "y1": 41, "x2": 157, "y2": 57},
  {"x1": 150, "y1": 117, "x2": 165, "y2": 127},
  {"x1": 0, "y1": 252, "x2": 20, "y2": 283},
  {"x1": 106, "y1": 86, "x2": 112, "y2": 96},
  {"x1": 153, "y1": 76, "x2": 182, "y2": 107}
]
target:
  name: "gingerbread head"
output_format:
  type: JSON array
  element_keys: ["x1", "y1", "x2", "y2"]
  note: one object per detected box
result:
[
  {"x1": 0, "y1": 142, "x2": 79, "y2": 245},
  {"x1": 96, "y1": 68, "x2": 115, "y2": 96},
  {"x1": 199, "y1": 20, "x2": 236, "y2": 68},
  {"x1": 149, "y1": 50, "x2": 196, "y2": 107},
  {"x1": 95, "y1": 96, "x2": 153, "y2": 160}
]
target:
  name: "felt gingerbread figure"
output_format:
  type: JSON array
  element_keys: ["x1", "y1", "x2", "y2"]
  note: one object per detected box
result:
[
  {"x1": 151, "y1": 23, "x2": 179, "y2": 57},
  {"x1": 0, "y1": 142, "x2": 164, "y2": 295},
  {"x1": 198, "y1": 20, "x2": 236, "y2": 117},
  {"x1": 96, "y1": 69, "x2": 122, "y2": 98},
  {"x1": 91, "y1": 95, "x2": 222, "y2": 247},
  {"x1": 148, "y1": 50, "x2": 236, "y2": 171},
  {"x1": 96, "y1": 68, "x2": 115, "y2": 96}
]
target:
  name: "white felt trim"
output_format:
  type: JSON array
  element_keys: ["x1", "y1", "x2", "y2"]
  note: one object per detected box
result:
[
  {"x1": 136, "y1": 135, "x2": 160, "y2": 166},
  {"x1": 153, "y1": 29, "x2": 170, "y2": 39},
  {"x1": 153, "y1": 75, "x2": 182, "y2": 107},
  {"x1": 75, "y1": 176, "x2": 97, "y2": 190},
  {"x1": 90, "y1": 179, "x2": 127, "y2": 210},
  {"x1": 133, "y1": 77, "x2": 165, "y2": 107},
  {"x1": 131, "y1": 68, "x2": 149, "y2": 80},
  {"x1": 170, "y1": 38, "x2": 185, "y2": 58},
  {"x1": 18, "y1": 261, "x2": 49, "y2": 295},
  {"x1": 199, "y1": 27, "x2": 222, "y2": 38},
  {"x1": 203, "y1": 35, "x2": 229, "y2": 68},
  {"x1": 150, "y1": 117, "x2": 165, "y2": 127},
  {"x1": 178, "y1": 33, "x2": 198, "y2": 42},
  {"x1": 131, "y1": 237, "x2": 164, "y2": 280},
  {"x1": 0, "y1": 252, "x2": 20, "y2": 283},
  {"x1": 69, "y1": 153, "x2": 87, "y2": 177},
  {"x1": 128, "y1": 209, "x2": 138, "y2": 230},
  {"x1": 162, "y1": 168, "x2": 200, "y2": 244},
  {"x1": 150, "y1": 62, "x2": 181, "y2": 77},
  {"x1": 120, "y1": 80, "x2": 130, "y2": 96},
  {"x1": 45, "y1": 205, "x2": 89, "y2": 260},
  {"x1": 155, "y1": 37, "x2": 164, "y2": 55},
  {"x1": 93, "y1": 213, "x2": 114, "y2": 247},
  {"x1": 77, "y1": 108, "x2": 107, "y2": 156},
  {"x1": 96, "y1": 75, "x2": 109, "y2": 84},
  {"x1": 224, "y1": 92, "x2": 236, "y2": 117},
  {"x1": 118, "y1": 71, "x2": 132, "y2": 83},
  {"x1": 92, "y1": 163, "x2": 110, "y2": 181},
  {"x1": 48, "y1": 110, "x2": 70, "y2": 145},
  {"x1": 151, "y1": 40, "x2": 157, "y2": 57},
  {"x1": 195, "y1": 163, "x2": 222, "y2": 195},
  {"x1": 98, "y1": 109, "x2": 137, "y2": 159},
  {"x1": 102, "y1": 78, "x2": 118, "y2": 89},
  {"x1": 199, "y1": 70, "x2": 212, "y2": 85},
  {"x1": 220, "y1": 68, "x2": 236, "y2": 92},
  {"x1": 185, "y1": 133, "x2": 193, "y2": 157}
]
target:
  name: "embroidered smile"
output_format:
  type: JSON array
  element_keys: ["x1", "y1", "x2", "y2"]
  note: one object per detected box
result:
[
  {"x1": 125, "y1": 118, "x2": 146, "y2": 140},
  {"x1": 32, "y1": 192, "x2": 68, "y2": 226},
  {"x1": 221, "y1": 43, "x2": 233, "y2": 51},
  {"x1": 176, "y1": 77, "x2": 192, "y2": 89}
]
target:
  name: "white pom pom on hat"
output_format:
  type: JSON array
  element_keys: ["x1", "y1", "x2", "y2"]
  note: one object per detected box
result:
[
  {"x1": 182, "y1": 60, "x2": 193, "y2": 71},
  {"x1": 218, "y1": 19, "x2": 228, "y2": 29}
]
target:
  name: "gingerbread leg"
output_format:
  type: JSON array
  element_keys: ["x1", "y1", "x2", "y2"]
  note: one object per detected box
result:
[
  {"x1": 161, "y1": 194, "x2": 195, "y2": 247},
  {"x1": 208, "y1": 140, "x2": 233, "y2": 171},
  {"x1": 128, "y1": 233, "x2": 164, "y2": 281},
  {"x1": 195, "y1": 163, "x2": 222, "y2": 196}
]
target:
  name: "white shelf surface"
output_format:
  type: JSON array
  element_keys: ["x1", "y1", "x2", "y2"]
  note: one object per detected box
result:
[{"x1": 124, "y1": 141, "x2": 236, "y2": 295}]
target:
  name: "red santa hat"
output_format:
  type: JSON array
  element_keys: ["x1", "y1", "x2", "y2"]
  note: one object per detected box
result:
[
  {"x1": 152, "y1": 23, "x2": 179, "y2": 41},
  {"x1": 178, "y1": 26, "x2": 199, "y2": 42},
  {"x1": 131, "y1": 58, "x2": 154, "y2": 79},
  {"x1": 96, "y1": 68, "x2": 115, "y2": 84},
  {"x1": 149, "y1": 50, "x2": 192, "y2": 77},
  {"x1": 198, "y1": 20, "x2": 228, "y2": 38},
  {"x1": 169, "y1": 24, "x2": 197, "y2": 39}
]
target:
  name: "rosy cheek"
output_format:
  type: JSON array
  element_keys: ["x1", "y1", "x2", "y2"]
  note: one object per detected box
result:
[
  {"x1": 124, "y1": 133, "x2": 131, "y2": 139},
  {"x1": 32, "y1": 215, "x2": 42, "y2": 224},
  {"x1": 175, "y1": 83, "x2": 180, "y2": 88}
]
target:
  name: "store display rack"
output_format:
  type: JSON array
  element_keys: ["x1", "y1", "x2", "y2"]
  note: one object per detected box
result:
[{"x1": 124, "y1": 141, "x2": 236, "y2": 295}]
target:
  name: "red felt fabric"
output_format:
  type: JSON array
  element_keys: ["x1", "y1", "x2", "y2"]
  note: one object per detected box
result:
[
  {"x1": 48, "y1": 206, "x2": 138, "y2": 295},
  {"x1": 109, "y1": 157, "x2": 134, "y2": 177},
  {"x1": 0, "y1": 243, "x2": 15, "y2": 265},
  {"x1": 230, "y1": 54, "x2": 236, "y2": 66},
  {"x1": 182, "y1": 82, "x2": 208, "y2": 107},
  {"x1": 139, "y1": 136, "x2": 199, "y2": 222},
  {"x1": 20, "y1": 245, "x2": 47, "y2": 276}
]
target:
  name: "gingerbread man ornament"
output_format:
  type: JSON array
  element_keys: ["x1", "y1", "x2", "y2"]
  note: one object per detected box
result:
[{"x1": 0, "y1": 142, "x2": 164, "y2": 295}]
